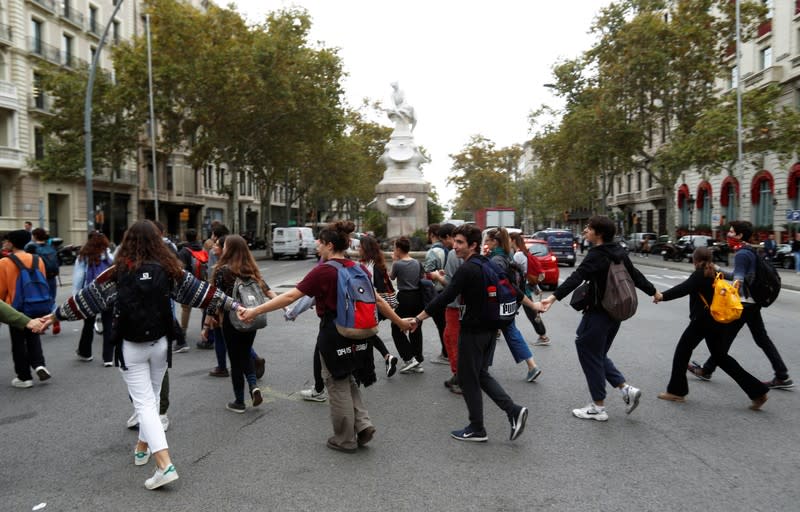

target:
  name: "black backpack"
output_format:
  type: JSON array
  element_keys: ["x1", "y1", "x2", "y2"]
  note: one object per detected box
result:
[
  {"x1": 113, "y1": 262, "x2": 174, "y2": 342},
  {"x1": 743, "y1": 247, "x2": 781, "y2": 307}
]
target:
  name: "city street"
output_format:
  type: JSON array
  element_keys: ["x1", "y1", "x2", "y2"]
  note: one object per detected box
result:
[{"x1": 2, "y1": 256, "x2": 798, "y2": 511}]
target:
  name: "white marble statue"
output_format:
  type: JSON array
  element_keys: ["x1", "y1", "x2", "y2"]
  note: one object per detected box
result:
[{"x1": 388, "y1": 82, "x2": 416, "y2": 132}]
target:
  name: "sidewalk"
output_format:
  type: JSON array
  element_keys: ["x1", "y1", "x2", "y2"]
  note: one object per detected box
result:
[{"x1": 575, "y1": 252, "x2": 800, "y2": 292}]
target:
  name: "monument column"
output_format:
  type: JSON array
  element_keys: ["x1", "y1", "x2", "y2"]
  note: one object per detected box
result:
[{"x1": 374, "y1": 82, "x2": 430, "y2": 238}]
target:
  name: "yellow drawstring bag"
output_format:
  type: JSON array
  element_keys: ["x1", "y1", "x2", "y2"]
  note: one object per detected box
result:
[{"x1": 699, "y1": 272, "x2": 743, "y2": 324}]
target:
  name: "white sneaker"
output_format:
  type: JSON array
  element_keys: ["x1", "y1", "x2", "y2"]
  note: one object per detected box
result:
[
  {"x1": 134, "y1": 447, "x2": 151, "y2": 466},
  {"x1": 299, "y1": 388, "x2": 328, "y2": 402},
  {"x1": 622, "y1": 385, "x2": 642, "y2": 414},
  {"x1": 94, "y1": 316, "x2": 104, "y2": 334},
  {"x1": 11, "y1": 378, "x2": 33, "y2": 388},
  {"x1": 160, "y1": 414, "x2": 170, "y2": 432},
  {"x1": 144, "y1": 463, "x2": 179, "y2": 490},
  {"x1": 399, "y1": 357, "x2": 420, "y2": 373},
  {"x1": 572, "y1": 403, "x2": 608, "y2": 422},
  {"x1": 126, "y1": 413, "x2": 139, "y2": 429}
]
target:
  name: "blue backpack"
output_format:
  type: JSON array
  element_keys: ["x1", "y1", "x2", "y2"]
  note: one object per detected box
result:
[
  {"x1": 470, "y1": 255, "x2": 518, "y2": 329},
  {"x1": 325, "y1": 260, "x2": 379, "y2": 339},
  {"x1": 84, "y1": 257, "x2": 111, "y2": 288},
  {"x1": 33, "y1": 243, "x2": 60, "y2": 278},
  {"x1": 9, "y1": 254, "x2": 55, "y2": 317}
]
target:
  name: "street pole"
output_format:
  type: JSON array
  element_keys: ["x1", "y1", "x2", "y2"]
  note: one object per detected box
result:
[
  {"x1": 146, "y1": 14, "x2": 159, "y2": 222},
  {"x1": 735, "y1": 0, "x2": 743, "y2": 175},
  {"x1": 84, "y1": 0, "x2": 124, "y2": 237}
]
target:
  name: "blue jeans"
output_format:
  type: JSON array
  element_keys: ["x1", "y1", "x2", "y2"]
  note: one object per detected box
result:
[
  {"x1": 574, "y1": 310, "x2": 626, "y2": 402},
  {"x1": 795, "y1": 252, "x2": 800, "y2": 272},
  {"x1": 500, "y1": 320, "x2": 533, "y2": 364},
  {"x1": 213, "y1": 326, "x2": 259, "y2": 370}
]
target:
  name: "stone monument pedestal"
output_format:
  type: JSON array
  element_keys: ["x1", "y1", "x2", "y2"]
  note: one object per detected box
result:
[{"x1": 375, "y1": 181, "x2": 430, "y2": 238}]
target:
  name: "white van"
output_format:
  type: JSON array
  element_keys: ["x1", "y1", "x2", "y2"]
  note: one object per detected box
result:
[{"x1": 272, "y1": 227, "x2": 315, "y2": 260}]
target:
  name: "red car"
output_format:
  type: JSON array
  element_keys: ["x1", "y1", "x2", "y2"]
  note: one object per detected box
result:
[{"x1": 525, "y1": 239, "x2": 560, "y2": 290}]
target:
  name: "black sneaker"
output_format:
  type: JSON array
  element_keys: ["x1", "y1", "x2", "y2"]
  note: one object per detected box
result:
[
  {"x1": 688, "y1": 361, "x2": 711, "y2": 381},
  {"x1": 226, "y1": 401, "x2": 246, "y2": 413},
  {"x1": 173, "y1": 344, "x2": 190, "y2": 354},
  {"x1": 196, "y1": 341, "x2": 213, "y2": 350},
  {"x1": 763, "y1": 377, "x2": 794, "y2": 389},
  {"x1": 385, "y1": 355, "x2": 398, "y2": 378},
  {"x1": 509, "y1": 406, "x2": 528, "y2": 441},
  {"x1": 450, "y1": 425, "x2": 488, "y2": 442},
  {"x1": 255, "y1": 357, "x2": 266, "y2": 379}
]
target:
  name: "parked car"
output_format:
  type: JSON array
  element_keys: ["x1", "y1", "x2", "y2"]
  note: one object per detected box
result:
[
  {"x1": 531, "y1": 229, "x2": 576, "y2": 266},
  {"x1": 525, "y1": 239, "x2": 560, "y2": 290},
  {"x1": 625, "y1": 232, "x2": 657, "y2": 253},
  {"x1": 271, "y1": 227, "x2": 315, "y2": 260},
  {"x1": 773, "y1": 244, "x2": 795, "y2": 269}
]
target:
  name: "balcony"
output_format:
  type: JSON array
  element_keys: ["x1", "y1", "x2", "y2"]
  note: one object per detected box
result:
[
  {"x1": 0, "y1": 147, "x2": 24, "y2": 169},
  {"x1": 60, "y1": 7, "x2": 85, "y2": 30},
  {"x1": 28, "y1": 37, "x2": 61, "y2": 64},
  {"x1": 616, "y1": 192, "x2": 637, "y2": 204},
  {"x1": 93, "y1": 169, "x2": 138, "y2": 186},
  {"x1": 28, "y1": 93, "x2": 52, "y2": 114},
  {"x1": 645, "y1": 187, "x2": 665, "y2": 200},
  {"x1": 743, "y1": 65, "x2": 783, "y2": 88},
  {"x1": 28, "y1": 0, "x2": 56, "y2": 13},
  {"x1": 0, "y1": 23, "x2": 11, "y2": 47}
]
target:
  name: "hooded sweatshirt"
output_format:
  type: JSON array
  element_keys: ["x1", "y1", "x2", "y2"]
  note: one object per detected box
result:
[{"x1": 553, "y1": 242, "x2": 656, "y2": 310}]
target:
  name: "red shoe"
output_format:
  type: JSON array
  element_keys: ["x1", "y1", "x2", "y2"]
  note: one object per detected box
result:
[{"x1": 52, "y1": 321, "x2": 61, "y2": 335}]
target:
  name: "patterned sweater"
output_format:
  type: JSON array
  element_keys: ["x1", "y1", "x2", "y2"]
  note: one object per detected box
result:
[{"x1": 55, "y1": 266, "x2": 236, "y2": 322}]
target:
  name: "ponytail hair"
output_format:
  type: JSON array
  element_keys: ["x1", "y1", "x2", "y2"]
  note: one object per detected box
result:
[
  {"x1": 692, "y1": 247, "x2": 715, "y2": 278},
  {"x1": 318, "y1": 220, "x2": 355, "y2": 252}
]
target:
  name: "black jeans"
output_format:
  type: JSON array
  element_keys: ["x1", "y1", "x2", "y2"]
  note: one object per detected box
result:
[
  {"x1": 668, "y1": 319, "x2": 768, "y2": 399},
  {"x1": 522, "y1": 302, "x2": 547, "y2": 336},
  {"x1": 77, "y1": 311, "x2": 114, "y2": 363},
  {"x1": 458, "y1": 328, "x2": 516, "y2": 431},
  {"x1": 221, "y1": 316, "x2": 257, "y2": 403},
  {"x1": 702, "y1": 303, "x2": 789, "y2": 381},
  {"x1": 431, "y1": 293, "x2": 447, "y2": 357},
  {"x1": 391, "y1": 289, "x2": 424, "y2": 362},
  {"x1": 9, "y1": 327, "x2": 45, "y2": 381}
]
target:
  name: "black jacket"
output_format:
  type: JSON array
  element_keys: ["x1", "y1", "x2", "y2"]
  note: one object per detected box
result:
[
  {"x1": 553, "y1": 243, "x2": 656, "y2": 308},
  {"x1": 661, "y1": 268, "x2": 715, "y2": 321}
]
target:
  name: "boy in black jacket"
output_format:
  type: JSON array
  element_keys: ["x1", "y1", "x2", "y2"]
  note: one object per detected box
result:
[
  {"x1": 410, "y1": 224, "x2": 545, "y2": 442},
  {"x1": 542, "y1": 216, "x2": 656, "y2": 421}
]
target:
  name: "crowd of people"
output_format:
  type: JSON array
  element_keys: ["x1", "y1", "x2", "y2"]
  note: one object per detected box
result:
[{"x1": 1, "y1": 216, "x2": 793, "y2": 491}]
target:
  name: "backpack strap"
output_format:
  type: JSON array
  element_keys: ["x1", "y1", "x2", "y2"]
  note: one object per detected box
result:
[{"x1": 8, "y1": 253, "x2": 38, "y2": 273}]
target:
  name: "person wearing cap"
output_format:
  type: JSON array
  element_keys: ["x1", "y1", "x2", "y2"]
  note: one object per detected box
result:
[{"x1": 0, "y1": 229, "x2": 52, "y2": 388}]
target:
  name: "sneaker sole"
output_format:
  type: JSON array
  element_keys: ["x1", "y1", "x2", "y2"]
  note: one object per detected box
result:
[
  {"x1": 226, "y1": 404, "x2": 246, "y2": 413},
  {"x1": 526, "y1": 369, "x2": 542, "y2": 382},
  {"x1": 626, "y1": 389, "x2": 642, "y2": 414},
  {"x1": 35, "y1": 368, "x2": 51, "y2": 381},
  {"x1": 767, "y1": 383, "x2": 794, "y2": 390},
  {"x1": 301, "y1": 394, "x2": 327, "y2": 402},
  {"x1": 572, "y1": 410, "x2": 608, "y2": 422},
  {"x1": 145, "y1": 469, "x2": 179, "y2": 490},
  {"x1": 399, "y1": 360, "x2": 420, "y2": 373},
  {"x1": 450, "y1": 434, "x2": 488, "y2": 442},
  {"x1": 510, "y1": 407, "x2": 528, "y2": 441},
  {"x1": 386, "y1": 358, "x2": 398, "y2": 378}
]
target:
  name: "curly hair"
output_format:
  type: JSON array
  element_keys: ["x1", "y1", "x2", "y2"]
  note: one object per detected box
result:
[
  {"x1": 210, "y1": 234, "x2": 266, "y2": 292},
  {"x1": 78, "y1": 231, "x2": 110, "y2": 266},
  {"x1": 113, "y1": 220, "x2": 183, "y2": 279}
]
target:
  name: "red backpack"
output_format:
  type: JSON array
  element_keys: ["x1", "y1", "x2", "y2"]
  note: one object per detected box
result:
[
  {"x1": 526, "y1": 252, "x2": 544, "y2": 285},
  {"x1": 187, "y1": 248, "x2": 209, "y2": 280}
]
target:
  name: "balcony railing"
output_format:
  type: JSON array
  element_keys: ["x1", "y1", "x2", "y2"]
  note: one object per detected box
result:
[
  {"x1": 60, "y1": 7, "x2": 85, "y2": 29},
  {"x1": 30, "y1": 0, "x2": 56, "y2": 12},
  {"x1": 93, "y1": 170, "x2": 138, "y2": 185},
  {"x1": 616, "y1": 192, "x2": 637, "y2": 203},
  {"x1": 744, "y1": 65, "x2": 783, "y2": 88},
  {"x1": 645, "y1": 187, "x2": 665, "y2": 200},
  {"x1": 0, "y1": 147, "x2": 24, "y2": 167},
  {"x1": 29, "y1": 93, "x2": 52, "y2": 113},
  {"x1": 0, "y1": 23, "x2": 11, "y2": 46},
  {"x1": 0, "y1": 80, "x2": 16, "y2": 100},
  {"x1": 28, "y1": 37, "x2": 61, "y2": 64}
]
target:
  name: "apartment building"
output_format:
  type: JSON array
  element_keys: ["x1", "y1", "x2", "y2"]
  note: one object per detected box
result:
[
  {"x1": 607, "y1": 0, "x2": 800, "y2": 241},
  {"x1": 0, "y1": 0, "x2": 302, "y2": 245}
]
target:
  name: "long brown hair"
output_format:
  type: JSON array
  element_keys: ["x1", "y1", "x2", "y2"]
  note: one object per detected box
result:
[
  {"x1": 509, "y1": 232, "x2": 529, "y2": 256},
  {"x1": 113, "y1": 220, "x2": 183, "y2": 279},
  {"x1": 692, "y1": 247, "x2": 715, "y2": 278},
  {"x1": 360, "y1": 235, "x2": 387, "y2": 276},
  {"x1": 79, "y1": 231, "x2": 110, "y2": 266},
  {"x1": 211, "y1": 234, "x2": 266, "y2": 291},
  {"x1": 486, "y1": 227, "x2": 512, "y2": 255}
]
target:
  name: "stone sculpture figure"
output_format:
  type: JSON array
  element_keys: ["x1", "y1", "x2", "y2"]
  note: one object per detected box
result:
[{"x1": 389, "y1": 81, "x2": 416, "y2": 132}]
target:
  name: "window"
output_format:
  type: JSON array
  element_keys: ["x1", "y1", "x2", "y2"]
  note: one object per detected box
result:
[
  {"x1": 760, "y1": 47, "x2": 772, "y2": 70},
  {"x1": 33, "y1": 73, "x2": 44, "y2": 109},
  {"x1": 0, "y1": 53, "x2": 6, "y2": 81},
  {"x1": 166, "y1": 164, "x2": 173, "y2": 192},
  {"x1": 637, "y1": 171, "x2": 642, "y2": 191},
  {"x1": 112, "y1": 20, "x2": 120, "y2": 43},
  {"x1": 763, "y1": 0, "x2": 773, "y2": 19},
  {"x1": 147, "y1": 162, "x2": 154, "y2": 189},
  {"x1": 699, "y1": 189, "x2": 711, "y2": 226},
  {"x1": 793, "y1": 175, "x2": 800, "y2": 210},
  {"x1": 89, "y1": 5, "x2": 98, "y2": 34},
  {"x1": 90, "y1": 46, "x2": 96, "y2": 62},
  {"x1": 754, "y1": 180, "x2": 773, "y2": 226},
  {"x1": 680, "y1": 199, "x2": 690, "y2": 227},
  {"x1": 204, "y1": 165, "x2": 211, "y2": 189},
  {"x1": 31, "y1": 19, "x2": 43, "y2": 55},
  {"x1": 724, "y1": 183, "x2": 738, "y2": 224},
  {"x1": 216, "y1": 167, "x2": 224, "y2": 190},
  {"x1": 62, "y1": 0, "x2": 71, "y2": 17},
  {"x1": 34, "y1": 127, "x2": 45, "y2": 160},
  {"x1": 239, "y1": 171, "x2": 246, "y2": 195},
  {"x1": 62, "y1": 34, "x2": 73, "y2": 67},
  {"x1": 647, "y1": 172, "x2": 653, "y2": 189},
  {"x1": 626, "y1": 173, "x2": 632, "y2": 193},
  {"x1": 729, "y1": 66, "x2": 738, "y2": 89}
]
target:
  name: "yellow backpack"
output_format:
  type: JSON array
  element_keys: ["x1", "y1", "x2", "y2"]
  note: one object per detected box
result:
[{"x1": 699, "y1": 273, "x2": 743, "y2": 324}]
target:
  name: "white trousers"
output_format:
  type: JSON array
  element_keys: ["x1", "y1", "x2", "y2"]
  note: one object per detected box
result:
[{"x1": 121, "y1": 338, "x2": 168, "y2": 453}]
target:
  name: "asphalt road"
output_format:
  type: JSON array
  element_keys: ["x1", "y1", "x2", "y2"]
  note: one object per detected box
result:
[{"x1": 1, "y1": 256, "x2": 797, "y2": 511}]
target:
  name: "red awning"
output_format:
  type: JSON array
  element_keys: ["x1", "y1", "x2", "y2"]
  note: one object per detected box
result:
[
  {"x1": 696, "y1": 181, "x2": 712, "y2": 209},
  {"x1": 677, "y1": 184, "x2": 690, "y2": 208},
  {"x1": 788, "y1": 163, "x2": 800, "y2": 200},
  {"x1": 720, "y1": 176, "x2": 739, "y2": 207},
  {"x1": 750, "y1": 170, "x2": 774, "y2": 205}
]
